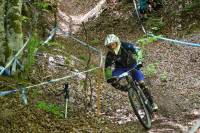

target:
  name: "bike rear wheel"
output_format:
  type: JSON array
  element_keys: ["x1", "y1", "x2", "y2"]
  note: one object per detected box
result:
[{"x1": 128, "y1": 85, "x2": 151, "y2": 129}]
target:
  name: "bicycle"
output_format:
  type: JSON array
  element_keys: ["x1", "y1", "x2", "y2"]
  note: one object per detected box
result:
[{"x1": 110, "y1": 67, "x2": 153, "y2": 129}]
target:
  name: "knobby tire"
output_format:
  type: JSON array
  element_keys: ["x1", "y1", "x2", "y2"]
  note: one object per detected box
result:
[{"x1": 128, "y1": 83, "x2": 152, "y2": 129}]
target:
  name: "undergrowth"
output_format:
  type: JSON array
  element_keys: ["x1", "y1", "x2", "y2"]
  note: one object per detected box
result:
[
  {"x1": 24, "y1": 34, "x2": 40, "y2": 73},
  {"x1": 36, "y1": 101, "x2": 64, "y2": 118}
]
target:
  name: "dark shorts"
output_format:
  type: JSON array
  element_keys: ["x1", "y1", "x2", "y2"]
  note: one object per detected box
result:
[{"x1": 112, "y1": 65, "x2": 144, "y2": 81}]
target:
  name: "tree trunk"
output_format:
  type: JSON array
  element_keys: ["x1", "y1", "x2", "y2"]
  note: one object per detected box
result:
[
  {"x1": 0, "y1": 0, "x2": 23, "y2": 66},
  {"x1": 0, "y1": 0, "x2": 7, "y2": 65},
  {"x1": 6, "y1": 0, "x2": 23, "y2": 62}
]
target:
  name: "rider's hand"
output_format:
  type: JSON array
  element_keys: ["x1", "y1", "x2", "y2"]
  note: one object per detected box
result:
[{"x1": 137, "y1": 60, "x2": 143, "y2": 69}]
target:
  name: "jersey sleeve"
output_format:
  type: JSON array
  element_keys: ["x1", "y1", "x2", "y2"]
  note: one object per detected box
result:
[
  {"x1": 104, "y1": 52, "x2": 113, "y2": 80},
  {"x1": 122, "y1": 42, "x2": 143, "y2": 61}
]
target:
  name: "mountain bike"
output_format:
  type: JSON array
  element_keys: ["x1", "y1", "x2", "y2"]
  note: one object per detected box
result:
[{"x1": 111, "y1": 68, "x2": 153, "y2": 129}]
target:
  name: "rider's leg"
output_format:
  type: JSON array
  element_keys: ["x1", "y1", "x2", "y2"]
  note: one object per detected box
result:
[
  {"x1": 111, "y1": 68, "x2": 129, "y2": 91},
  {"x1": 131, "y1": 68, "x2": 158, "y2": 110}
]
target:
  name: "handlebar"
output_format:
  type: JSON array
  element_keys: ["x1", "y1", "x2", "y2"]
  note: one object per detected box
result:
[
  {"x1": 116, "y1": 67, "x2": 137, "y2": 78},
  {"x1": 118, "y1": 72, "x2": 129, "y2": 78},
  {"x1": 107, "y1": 67, "x2": 137, "y2": 83}
]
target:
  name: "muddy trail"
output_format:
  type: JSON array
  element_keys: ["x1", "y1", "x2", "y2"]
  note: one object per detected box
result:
[{"x1": 1, "y1": 0, "x2": 200, "y2": 132}]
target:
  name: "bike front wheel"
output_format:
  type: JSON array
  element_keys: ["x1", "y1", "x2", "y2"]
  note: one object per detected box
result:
[{"x1": 128, "y1": 86, "x2": 151, "y2": 129}]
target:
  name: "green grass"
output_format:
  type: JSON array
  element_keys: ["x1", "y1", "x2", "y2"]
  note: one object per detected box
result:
[
  {"x1": 36, "y1": 101, "x2": 64, "y2": 118},
  {"x1": 47, "y1": 41, "x2": 65, "y2": 49},
  {"x1": 90, "y1": 38, "x2": 100, "y2": 46},
  {"x1": 79, "y1": 55, "x2": 89, "y2": 62},
  {"x1": 25, "y1": 34, "x2": 40, "y2": 72},
  {"x1": 146, "y1": 17, "x2": 165, "y2": 32},
  {"x1": 143, "y1": 63, "x2": 158, "y2": 77},
  {"x1": 137, "y1": 35, "x2": 158, "y2": 47},
  {"x1": 160, "y1": 71, "x2": 168, "y2": 82},
  {"x1": 34, "y1": 1, "x2": 51, "y2": 11}
]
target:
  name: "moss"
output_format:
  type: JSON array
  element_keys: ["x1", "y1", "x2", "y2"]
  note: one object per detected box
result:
[
  {"x1": 0, "y1": 46, "x2": 6, "y2": 64},
  {"x1": 5, "y1": 0, "x2": 23, "y2": 61},
  {"x1": 7, "y1": 8, "x2": 22, "y2": 33},
  {"x1": 0, "y1": 3, "x2": 5, "y2": 64},
  {"x1": 0, "y1": 2, "x2": 3, "y2": 6},
  {"x1": 13, "y1": 20, "x2": 22, "y2": 33},
  {"x1": 10, "y1": 0, "x2": 21, "y2": 6}
]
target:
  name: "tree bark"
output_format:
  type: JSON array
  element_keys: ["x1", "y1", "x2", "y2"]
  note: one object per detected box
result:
[
  {"x1": 0, "y1": 0, "x2": 7, "y2": 65},
  {"x1": 6, "y1": 0, "x2": 23, "y2": 62},
  {"x1": 0, "y1": 0, "x2": 23, "y2": 66}
]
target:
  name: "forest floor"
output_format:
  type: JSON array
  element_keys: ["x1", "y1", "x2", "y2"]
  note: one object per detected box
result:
[{"x1": 0, "y1": 0, "x2": 200, "y2": 132}]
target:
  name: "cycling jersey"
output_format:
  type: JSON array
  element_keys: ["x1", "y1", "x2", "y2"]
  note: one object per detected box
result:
[{"x1": 105, "y1": 41, "x2": 142, "y2": 80}]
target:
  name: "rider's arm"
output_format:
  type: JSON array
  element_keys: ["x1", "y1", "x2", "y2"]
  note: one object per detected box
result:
[
  {"x1": 105, "y1": 67, "x2": 112, "y2": 81},
  {"x1": 104, "y1": 52, "x2": 114, "y2": 81},
  {"x1": 122, "y1": 42, "x2": 143, "y2": 63}
]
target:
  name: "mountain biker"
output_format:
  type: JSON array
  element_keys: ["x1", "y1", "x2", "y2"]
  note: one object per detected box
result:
[{"x1": 104, "y1": 34, "x2": 158, "y2": 111}]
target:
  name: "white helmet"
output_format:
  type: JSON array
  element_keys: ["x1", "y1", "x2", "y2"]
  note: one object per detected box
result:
[{"x1": 104, "y1": 34, "x2": 121, "y2": 46}]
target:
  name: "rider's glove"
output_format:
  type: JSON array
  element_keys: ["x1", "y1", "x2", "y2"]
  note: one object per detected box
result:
[
  {"x1": 137, "y1": 60, "x2": 143, "y2": 69},
  {"x1": 135, "y1": 47, "x2": 143, "y2": 69}
]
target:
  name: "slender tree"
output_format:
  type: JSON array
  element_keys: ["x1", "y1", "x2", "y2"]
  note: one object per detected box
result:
[
  {"x1": 0, "y1": 0, "x2": 7, "y2": 65},
  {"x1": 0, "y1": 0, "x2": 23, "y2": 66}
]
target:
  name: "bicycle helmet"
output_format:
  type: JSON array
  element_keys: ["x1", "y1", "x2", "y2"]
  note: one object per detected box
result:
[
  {"x1": 104, "y1": 34, "x2": 121, "y2": 54},
  {"x1": 104, "y1": 34, "x2": 121, "y2": 46}
]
